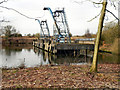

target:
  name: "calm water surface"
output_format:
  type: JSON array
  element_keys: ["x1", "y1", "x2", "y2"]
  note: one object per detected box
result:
[{"x1": 0, "y1": 45, "x2": 119, "y2": 69}]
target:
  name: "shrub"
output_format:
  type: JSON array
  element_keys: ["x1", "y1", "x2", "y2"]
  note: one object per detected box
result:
[
  {"x1": 111, "y1": 38, "x2": 120, "y2": 54},
  {"x1": 101, "y1": 23, "x2": 118, "y2": 44}
]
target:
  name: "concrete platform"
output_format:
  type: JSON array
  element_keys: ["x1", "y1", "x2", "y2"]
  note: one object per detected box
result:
[{"x1": 56, "y1": 43, "x2": 94, "y2": 50}]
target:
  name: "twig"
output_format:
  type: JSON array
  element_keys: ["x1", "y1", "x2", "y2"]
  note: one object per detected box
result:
[
  {"x1": 73, "y1": 0, "x2": 102, "y2": 5},
  {"x1": 87, "y1": 12, "x2": 101, "y2": 22},
  {"x1": 0, "y1": 6, "x2": 36, "y2": 19},
  {"x1": 87, "y1": 0, "x2": 103, "y2": 4},
  {"x1": 109, "y1": 0, "x2": 117, "y2": 10},
  {"x1": 93, "y1": 2, "x2": 101, "y2": 8},
  {"x1": 0, "y1": 0, "x2": 8, "y2": 4},
  {"x1": 106, "y1": 9, "x2": 119, "y2": 21},
  {"x1": 0, "y1": 19, "x2": 10, "y2": 22}
]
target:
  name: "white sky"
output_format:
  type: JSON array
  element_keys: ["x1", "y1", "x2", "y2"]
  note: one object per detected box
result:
[{"x1": 0, "y1": 0, "x2": 118, "y2": 36}]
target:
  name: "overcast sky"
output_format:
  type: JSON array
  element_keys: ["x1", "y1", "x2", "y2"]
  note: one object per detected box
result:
[{"x1": 0, "y1": 0, "x2": 118, "y2": 36}]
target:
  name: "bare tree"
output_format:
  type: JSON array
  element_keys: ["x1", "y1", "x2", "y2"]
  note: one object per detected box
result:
[
  {"x1": 90, "y1": 0, "x2": 107, "y2": 72},
  {"x1": 74, "y1": 0, "x2": 119, "y2": 72},
  {"x1": 3, "y1": 25, "x2": 17, "y2": 37},
  {"x1": 90, "y1": 0, "x2": 119, "y2": 72}
]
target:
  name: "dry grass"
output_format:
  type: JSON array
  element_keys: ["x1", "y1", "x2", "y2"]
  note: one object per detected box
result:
[{"x1": 111, "y1": 38, "x2": 120, "y2": 54}]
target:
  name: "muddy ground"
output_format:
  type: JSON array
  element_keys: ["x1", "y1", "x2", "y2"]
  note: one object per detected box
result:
[{"x1": 2, "y1": 64, "x2": 120, "y2": 89}]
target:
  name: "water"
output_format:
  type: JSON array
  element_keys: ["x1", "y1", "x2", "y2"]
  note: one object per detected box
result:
[
  {"x1": 1, "y1": 45, "x2": 50, "y2": 68},
  {"x1": 98, "y1": 53, "x2": 120, "y2": 64},
  {"x1": 0, "y1": 45, "x2": 119, "y2": 69}
]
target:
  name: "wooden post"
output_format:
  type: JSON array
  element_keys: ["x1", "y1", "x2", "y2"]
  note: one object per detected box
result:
[
  {"x1": 85, "y1": 49, "x2": 87, "y2": 62},
  {"x1": 74, "y1": 50, "x2": 76, "y2": 56},
  {"x1": 79, "y1": 50, "x2": 80, "y2": 55},
  {"x1": 33, "y1": 41, "x2": 34, "y2": 46},
  {"x1": 53, "y1": 45, "x2": 57, "y2": 54},
  {"x1": 49, "y1": 43, "x2": 51, "y2": 52},
  {"x1": 90, "y1": 0, "x2": 107, "y2": 72}
]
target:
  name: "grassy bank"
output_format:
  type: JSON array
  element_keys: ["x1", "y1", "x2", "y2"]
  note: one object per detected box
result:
[
  {"x1": 100, "y1": 38, "x2": 120, "y2": 55},
  {"x1": 100, "y1": 23, "x2": 119, "y2": 55},
  {"x1": 2, "y1": 64, "x2": 119, "y2": 89}
]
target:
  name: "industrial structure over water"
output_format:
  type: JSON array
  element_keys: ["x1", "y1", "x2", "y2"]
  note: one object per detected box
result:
[{"x1": 33, "y1": 7, "x2": 95, "y2": 54}]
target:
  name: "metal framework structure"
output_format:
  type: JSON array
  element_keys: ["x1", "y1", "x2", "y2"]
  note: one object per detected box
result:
[
  {"x1": 35, "y1": 19, "x2": 50, "y2": 38},
  {"x1": 40, "y1": 20, "x2": 50, "y2": 38},
  {"x1": 43, "y1": 7, "x2": 71, "y2": 43}
]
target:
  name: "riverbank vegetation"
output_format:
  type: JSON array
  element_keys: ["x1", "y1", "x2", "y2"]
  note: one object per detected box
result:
[
  {"x1": 100, "y1": 23, "x2": 119, "y2": 54},
  {"x1": 1, "y1": 23, "x2": 119, "y2": 55}
]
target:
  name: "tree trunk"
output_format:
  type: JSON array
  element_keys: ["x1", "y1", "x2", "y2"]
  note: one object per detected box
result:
[{"x1": 90, "y1": 0, "x2": 107, "y2": 72}]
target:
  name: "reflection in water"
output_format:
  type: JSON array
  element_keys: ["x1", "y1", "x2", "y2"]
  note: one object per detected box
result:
[
  {"x1": 1, "y1": 45, "x2": 46, "y2": 68},
  {"x1": 1, "y1": 45, "x2": 118, "y2": 69},
  {"x1": 98, "y1": 53, "x2": 120, "y2": 64},
  {"x1": 1, "y1": 45, "x2": 93, "y2": 69}
]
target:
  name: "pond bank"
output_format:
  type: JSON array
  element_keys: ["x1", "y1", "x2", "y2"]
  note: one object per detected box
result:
[
  {"x1": 2, "y1": 37, "x2": 37, "y2": 45},
  {"x1": 100, "y1": 38, "x2": 120, "y2": 55},
  {"x1": 2, "y1": 64, "x2": 120, "y2": 89}
]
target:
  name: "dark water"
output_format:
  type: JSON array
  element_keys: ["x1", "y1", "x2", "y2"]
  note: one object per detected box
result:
[
  {"x1": 0, "y1": 45, "x2": 119, "y2": 69},
  {"x1": 98, "y1": 53, "x2": 120, "y2": 64}
]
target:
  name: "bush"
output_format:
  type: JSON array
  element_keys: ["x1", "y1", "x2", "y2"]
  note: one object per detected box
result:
[
  {"x1": 101, "y1": 23, "x2": 118, "y2": 44},
  {"x1": 111, "y1": 38, "x2": 120, "y2": 54},
  {"x1": 9, "y1": 33, "x2": 22, "y2": 37}
]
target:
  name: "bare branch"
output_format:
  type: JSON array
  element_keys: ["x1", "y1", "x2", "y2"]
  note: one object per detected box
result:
[
  {"x1": 112, "y1": 2, "x2": 116, "y2": 9},
  {"x1": 109, "y1": 0, "x2": 117, "y2": 10},
  {"x1": 0, "y1": 19, "x2": 10, "y2": 22},
  {"x1": 106, "y1": 9, "x2": 119, "y2": 21},
  {"x1": 93, "y1": 3, "x2": 101, "y2": 8},
  {"x1": 0, "y1": 6, "x2": 36, "y2": 19},
  {"x1": 73, "y1": 0, "x2": 102, "y2": 5},
  {"x1": 87, "y1": 12, "x2": 101, "y2": 22},
  {"x1": 88, "y1": 0, "x2": 103, "y2": 4},
  {"x1": 0, "y1": 0, "x2": 8, "y2": 4}
]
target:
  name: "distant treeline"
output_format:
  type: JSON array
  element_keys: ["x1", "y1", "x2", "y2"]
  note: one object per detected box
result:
[
  {"x1": 1, "y1": 25, "x2": 41, "y2": 39},
  {"x1": 2, "y1": 37, "x2": 37, "y2": 45}
]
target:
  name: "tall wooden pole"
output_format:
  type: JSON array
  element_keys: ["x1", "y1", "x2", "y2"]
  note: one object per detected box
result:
[{"x1": 90, "y1": 0, "x2": 107, "y2": 72}]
